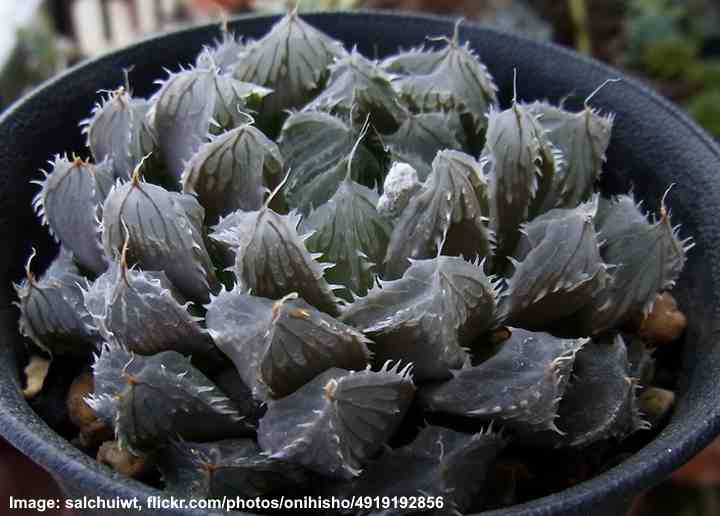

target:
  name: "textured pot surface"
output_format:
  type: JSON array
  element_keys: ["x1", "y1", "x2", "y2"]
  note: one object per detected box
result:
[{"x1": 1, "y1": 11, "x2": 720, "y2": 516}]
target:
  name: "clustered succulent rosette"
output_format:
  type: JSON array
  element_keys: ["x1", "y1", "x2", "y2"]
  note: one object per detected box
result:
[{"x1": 14, "y1": 11, "x2": 693, "y2": 514}]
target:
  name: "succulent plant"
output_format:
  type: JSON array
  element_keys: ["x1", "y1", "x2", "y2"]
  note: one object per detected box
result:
[{"x1": 14, "y1": 12, "x2": 693, "y2": 513}]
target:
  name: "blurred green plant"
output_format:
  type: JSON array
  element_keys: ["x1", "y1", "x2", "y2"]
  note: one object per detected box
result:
[{"x1": 626, "y1": 0, "x2": 720, "y2": 137}]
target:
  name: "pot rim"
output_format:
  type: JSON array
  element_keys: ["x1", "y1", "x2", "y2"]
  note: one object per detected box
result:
[{"x1": 1, "y1": 9, "x2": 720, "y2": 515}]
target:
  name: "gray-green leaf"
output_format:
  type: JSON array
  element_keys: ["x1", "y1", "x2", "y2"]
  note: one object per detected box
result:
[
  {"x1": 180, "y1": 123, "x2": 283, "y2": 223},
  {"x1": 278, "y1": 111, "x2": 385, "y2": 212},
  {"x1": 258, "y1": 364, "x2": 415, "y2": 479},
  {"x1": 32, "y1": 155, "x2": 114, "y2": 274},
  {"x1": 420, "y1": 328, "x2": 586, "y2": 435},
  {"x1": 206, "y1": 288, "x2": 371, "y2": 399},
  {"x1": 342, "y1": 256, "x2": 498, "y2": 381},
  {"x1": 101, "y1": 176, "x2": 218, "y2": 303},
  {"x1": 87, "y1": 344, "x2": 254, "y2": 453},
  {"x1": 301, "y1": 177, "x2": 391, "y2": 299},
  {"x1": 384, "y1": 150, "x2": 492, "y2": 279}
]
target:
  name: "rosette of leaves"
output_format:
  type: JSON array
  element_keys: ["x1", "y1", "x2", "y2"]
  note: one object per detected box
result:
[
  {"x1": 180, "y1": 122, "x2": 284, "y2": 223},
  {"x1": 32, "y1": 155, "x2": 114, "y2": 274},
  {"x1": 82, "y1": 246, "x2": 215, "y2": 357},
  {"x1": 82, "y1": 85, "x2": 157, "y2": 181},
  {"x1": 384, "y1": 149, "x2": 493, "y2": 279},
  {"x1": 324, "y1": 426, "x2": 506, "y2": 515},
  {"x1": 501, "y1": 201, "x2": 610, "y2": 330},
  {"x1": 101, "y1": 168, "x2": 218, "y2": 303},
  {"x1": 159, "y1": 439, "x2": 308, "y2": 500},
  {"x1": 277, "y1": 111, "x2": 385, "y2": 212},
  {"x1": 577, "y1": 193, "x2": 692, "y2": 334},
  {"x1": 258, "y1": 364, "x2": 415, "y2": 479},
  {"x1": 87, "y1": 344, "x2": 254, "y2": 453},
  {"x1": 342, "y1": 256, "x2": 498, "y2": 381},
  {"x1": 528, "y1": 97, "x2": 614, "y2": 210},
  {"x1": 304, "y1": 47, "x2": 404, "y2": 133},
  {"x1": 14, "y1": 248, "x2": 100, "y2": 356},
  {"x1": 420, "y1": 328, "x2": 585, "y2": 436},
  {"x1": 232, "y1": 9, "x2": 346, "y2": 128},
  {"x1": 388, "y1": 21, "x2": 498, "y2": 138},
  {"x1": 150, "y1": 66, "x2": 271, "y2": 181},
  {"x1": 205, "y1": 289, "x2": 371, "y2": 399}
]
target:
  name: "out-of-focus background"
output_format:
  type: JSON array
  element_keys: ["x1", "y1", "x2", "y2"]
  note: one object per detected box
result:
[{"x1": 1, "y1": 1, "x2": 720, "y2": 515}]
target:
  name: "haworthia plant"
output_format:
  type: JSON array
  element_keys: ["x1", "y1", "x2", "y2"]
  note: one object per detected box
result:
[
  {"x1": 576, "y1": 193, "x2": 692, "y2": 334},
  {"x1": 502, "y1": 201, "x2": 609, "y2": 330},
  {"x1": 304, "y1": 47, "x2": 404, "y2": 133},
  {"x1": 151, "y1": 67, "x2": 270, "y2": 181},
  {"x1": 390, "y1": 21, "x2": 498, "y2": 135},
  {"x1": 16, "y1": 12, "x2": 693, "y2": 512},
  {"x1": 232, "y1": 9, "x2": 346, "y2": 121},
  {"x1": 82, "y1": 254, "x2": 215, "y2": 357}
]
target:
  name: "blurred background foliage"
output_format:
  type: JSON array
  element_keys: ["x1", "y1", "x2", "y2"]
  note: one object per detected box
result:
[{"x1": 6, "y1": 0, "x2": 720, "y2": 139}]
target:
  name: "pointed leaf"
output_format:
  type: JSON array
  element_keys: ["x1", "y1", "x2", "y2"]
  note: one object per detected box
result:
[
  {"x1": 82, "y1": 87, "x2": 158, "y2": 180},
  {"x1": 33, "y1": 156, "x2": 114, "y2": 274},
  {"x1": 502, "y1": 202, "x2": 610, "y2": 329},
  {"x1": 258, "y1": 364, "x2": 415, "y2": 479},
  {"x1": 278, "y1": 111, "x2": 385, "y2": 212},
  {"x1": 323, "y1": 426, "x2": 505, "y2": 514},
  {"x1": 102, "y1": 177, "x2": 218, "y2": 303},
  {"x1": 159, "y1": 439, "x2": 308, "y2": 499},
  {"x1": 206, "y1": 288, "x2": 371, "y2": 399},
  {"x1": 196, "y1": 30, "x2": 245, "y2": 72},
  {"x1": 231, "y1": 208, "x2": 341, "y2": 315},
  {"x1": 384, "y1": 150, "x2": 492, "y2": 278},
  {"x1": 152, "y1": 67, "x2": 270, "y2": 181},
  {"x1": 547, "y1": 334, "x2": 648, "y2": 448},
  {"x1": 301, "y1": 178, "x2": 391, "y2": 299},
  {"x1": 14, "y1": 251, "x2": 100, "y2": 356},
  {"x1": 342, "y1": 256, "x2": 497, "y2": 381},
  {"x1": 181, "y1": 124, "x2": 283, "y2": 223},
  {"x1": 529, "y1": 101, "x2": 613, "y2": 209},
  {"x1": 233, "y1": 10, "x2": 345, "y2": 116},
  {"x1": 420, "y1": 328, "x2": 586, "y2": 435},
  {"x1": 394, "y1": 33, "x2": 498, "y2": 132},
  {"x1": 484, "y1": 102, "x2": 553, "y2": 260},
  {"x1": 304, "y1": 48, "x2": 404, "y2": 133},
  {"x1": 383, "y1": 111, "x2": 466, "y2": 181},
  {"x1": 87, "y1": 344, "x2": 254, "y2": 453},
  {"x1": 83, "y1": 260, "x2": 215, "y2": 356},
  {"x1": 580, "y1": 194, "x2": 691, "y2": 333}
]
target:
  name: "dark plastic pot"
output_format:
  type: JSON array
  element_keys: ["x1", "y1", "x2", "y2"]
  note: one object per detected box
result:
[{"x1": 1, "y1": 10, "x2": 720, "y2": 516}]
